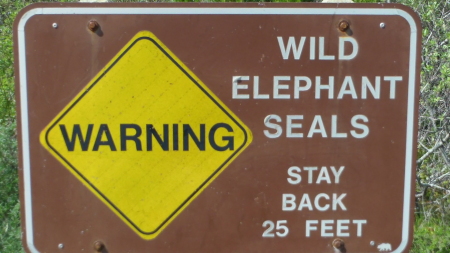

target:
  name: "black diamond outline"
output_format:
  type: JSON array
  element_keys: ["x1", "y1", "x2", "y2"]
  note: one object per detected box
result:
[{"x1": 44, "y1": 35, "x2": 250, "y2": 236}]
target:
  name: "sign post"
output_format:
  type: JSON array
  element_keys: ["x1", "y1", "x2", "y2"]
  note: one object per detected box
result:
[{"x1": 15, "y1": 3, "x2": 420, "y2": 253}]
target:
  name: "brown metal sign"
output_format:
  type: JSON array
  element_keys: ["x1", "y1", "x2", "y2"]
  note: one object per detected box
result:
[{"x1": 14, "y1": 3, "x2": 420, "y2": 253}]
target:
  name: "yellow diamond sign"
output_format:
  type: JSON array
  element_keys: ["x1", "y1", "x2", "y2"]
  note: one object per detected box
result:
[{"x1": 40, "y1": 31, "x2": 252, "y2": 240}]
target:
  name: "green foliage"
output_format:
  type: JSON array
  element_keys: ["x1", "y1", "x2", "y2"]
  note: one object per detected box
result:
[
  {"x1": 400, "y1": 0, "x2": 450, "y2": 251},
  {"x1": 401, "y1": 0, "x2": 450, "y2": 221},
  {"x1": 0, "y1": 120, "x2": 21, "y2": 252},
  {"x1": 411, "y1": 217, "x2": 450, "y2": 253},
  {"x1": 0, "y1": 1, "x2": 20, "y2": 120},
  {"x1": 0, "y1": 1, "x2": 32, "y2": 252}
]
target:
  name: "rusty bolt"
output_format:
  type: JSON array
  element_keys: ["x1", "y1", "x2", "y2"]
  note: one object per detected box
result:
[
  {"x1": 333, "y1": 238, "x2": 346, "y2": 252},
  {"x1": 338, "y1": 20, "x2": 350, "y2": 32},
  {"x1": 88, "y1": 20, "x2": 100, "y2": 32},
  {"x1": 93, "y1": 241, "x2": 104, "y2": 252}
]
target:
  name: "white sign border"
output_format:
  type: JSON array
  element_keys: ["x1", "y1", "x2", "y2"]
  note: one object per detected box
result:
[{"x1": 17, "y1": 6, "x2": 418, "y2": 253}]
